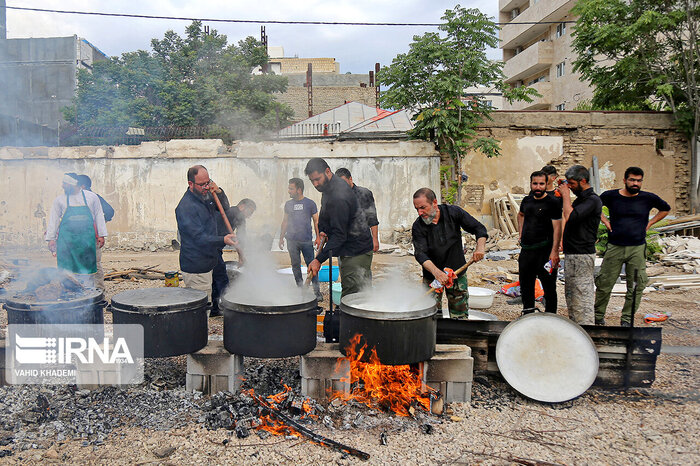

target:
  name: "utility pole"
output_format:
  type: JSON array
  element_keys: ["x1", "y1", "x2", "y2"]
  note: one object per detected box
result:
[
  {"x1": 307, "y1": 63, "x2": 313, "y2": 117},
  {"x1": 260, "y1": 26, "x2": 268, "y2": 74}
]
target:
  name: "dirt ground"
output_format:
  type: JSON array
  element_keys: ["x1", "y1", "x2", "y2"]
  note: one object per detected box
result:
[{"x1": 1, "y1": 248, "x2": 699, "y2": 464}]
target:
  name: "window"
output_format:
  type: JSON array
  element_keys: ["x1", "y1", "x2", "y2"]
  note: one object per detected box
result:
[
  {"x1": 556, "y1": 103, "x2": 566, "y2": 111},
  {"x1": 528, "y1": 76, "x2": 547, "y2": 85},
  {"x1": 485, "y1": 100, "x2": 493, "y2": 108},
  {"x1": 556, "y1": 23, "x2": 566, "y2": 38},
  {"x1": 556, "y1": 61, "x2": 565, "y2": 77},
  {"x1": 510, "y1": 8, "x2": 520, "y2": 20}
]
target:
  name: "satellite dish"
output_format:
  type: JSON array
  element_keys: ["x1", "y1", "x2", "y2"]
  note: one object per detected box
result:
[{"x1": 496, "y1": 313, "x2": 598, "y2": 403}]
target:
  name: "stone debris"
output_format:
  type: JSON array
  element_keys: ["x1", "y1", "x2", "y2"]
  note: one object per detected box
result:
[{"x1": 658, "y1": 236, "x2": 700, "y2": 274}]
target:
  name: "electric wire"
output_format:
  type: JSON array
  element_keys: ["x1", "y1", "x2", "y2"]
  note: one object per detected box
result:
[{"x1": 2, "y1": 5, "x2": 578, "y2": 27}]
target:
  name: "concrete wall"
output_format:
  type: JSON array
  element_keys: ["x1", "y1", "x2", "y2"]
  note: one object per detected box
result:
[
  {"x1": 0, "y1": 139, "x2": 440, "y2": 249},
  {"x1": 459, "y1": 111, "x2": 690, "y2": 223}
]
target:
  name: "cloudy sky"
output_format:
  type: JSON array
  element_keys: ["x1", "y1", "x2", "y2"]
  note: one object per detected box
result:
[{"x1": 5, "y1": 1, "x2": 500, "y2": 73}]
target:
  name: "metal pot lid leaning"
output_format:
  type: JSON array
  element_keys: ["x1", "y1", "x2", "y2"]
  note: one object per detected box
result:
[
  {"x1": 496, "y1": 313, "x2": 599, "y2": 403},
  {"x1": 111, "y1": 288, "x2": 208, "y2": 313},
  {"x1": 340, "y1": 292, "x2": 437, "y2": 321},
  {"x1": 5, "y1": 289, "x2": 105, "y2": 310}
]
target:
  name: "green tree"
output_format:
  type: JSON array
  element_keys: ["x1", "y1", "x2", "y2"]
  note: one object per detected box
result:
[
  {"x1": 572, "y1": 0, "x2": 700, "y2": 212},
  {"x1": 378, "y1": 5, "x2": 537, "y2": 204},
  {"x1": 63, "y1": 21, "x2": 293, "y2": 142}
]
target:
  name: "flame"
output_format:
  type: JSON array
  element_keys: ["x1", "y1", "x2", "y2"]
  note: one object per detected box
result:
[
  {"x1": 242, "y1": 386, "x2": 316, "y2": 437},
  {"x1": 331, "y1": 334, "x2": 436, "y2": 417}
]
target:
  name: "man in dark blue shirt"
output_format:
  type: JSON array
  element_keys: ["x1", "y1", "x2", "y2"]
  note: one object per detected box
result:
[
  {"x1": 279, "y1": 178, "x2": 321, "y2": 299},
  {"x1": 175, "y1": 165, "x2": 237, "y2": 304},
  {"x1": 335, "y1": 168, "x2": 380, "y2": 253},
  {"x1": 594, "y1": 167, "x2": 670, "y2": 326}
]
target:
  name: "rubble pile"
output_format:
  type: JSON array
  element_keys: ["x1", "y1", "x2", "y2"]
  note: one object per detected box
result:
[{"x1": 658, "y1": 236, "x2": 700, "y2": 274}]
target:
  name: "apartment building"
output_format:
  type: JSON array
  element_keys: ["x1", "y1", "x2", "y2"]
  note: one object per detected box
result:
[{"x1": 499, "y1": 0, "x2": 594, "y2": 110}]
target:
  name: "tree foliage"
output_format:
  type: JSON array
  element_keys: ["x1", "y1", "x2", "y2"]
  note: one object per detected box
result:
[
  {"x1": 63, "y1": 22, "x2": 293, "y2": 142},
  {"x1": 378, "y1": 5, "x2": 537, "y2": 203},
  {"x1": 572, "y1": 0, "x2": 700, "y2": 211}
]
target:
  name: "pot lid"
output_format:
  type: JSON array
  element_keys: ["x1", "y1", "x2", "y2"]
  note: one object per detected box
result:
[
  {"x1": 340, "y1": 292, "x2": 437, "y2": 320},
  {"x1": 5, "y1": 289, "x2": 104, "y2": 310},
  {"x1": 111, "y1": 287, "x2": 208, "y2": 312},
  {"x1": 495, "y1": 313, "x2": 599, "y2": 403},
  {"x1": 220, "y1": 292, "x2": 317, "y2": 314}
]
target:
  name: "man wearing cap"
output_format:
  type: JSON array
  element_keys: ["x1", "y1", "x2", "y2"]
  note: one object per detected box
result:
[
  {"x1": 45, "y1": 173, "x2": 108, "y2": 287},
  {"x1": 76, "y1": 174, "x2": 114, "y2": 290}
]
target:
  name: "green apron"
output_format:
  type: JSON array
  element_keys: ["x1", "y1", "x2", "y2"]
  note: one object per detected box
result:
[{"x1": 56, "y1": 191, "x2": 97, "y2": 274}]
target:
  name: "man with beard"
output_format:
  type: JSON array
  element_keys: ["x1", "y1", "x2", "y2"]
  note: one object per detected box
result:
[
  {"x1": 305, "y1": 158, "x2": 373, "y2": 298},
  {"x1": 558, "y1": 165, "x2": 602, "y2": 325},
  {"x1": 594, "y1": 167, "x2": 670, "y2": 326},
  {"x1": 412, "y1": 188, "x2": 487, "y2": 319},
  {"x1": 541, "y1": 165, "x2": 561, "y2": 199},
  {"x1": 517, "y1": 171, "x2": 562, "y2": 315},
  {"x1": 175, "y1": 165, "x2": 237, "y2": 304},
  {"x1": 45, "y1": 173, "x2": 108, "y2": 287},
  {"x1": 279, "y1": 178, "x2": 322, "y2": 300}
]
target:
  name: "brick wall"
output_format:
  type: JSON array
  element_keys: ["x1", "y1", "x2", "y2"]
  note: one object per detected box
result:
[
  {"x1": 276, "y1": 58, "x2": 339, "y2": 74},
  {"x1": 275, "y1": 86, "x2": 378, "y2": 122}
]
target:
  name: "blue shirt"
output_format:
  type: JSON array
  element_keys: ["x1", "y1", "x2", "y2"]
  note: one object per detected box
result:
[{"x1": 284, "y1": 197, "x2": 318, "y2": 242}]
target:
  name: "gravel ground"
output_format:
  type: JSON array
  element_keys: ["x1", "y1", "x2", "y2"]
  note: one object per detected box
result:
[{"x1": 0, "y1": 248, "x2": 698, "y2": 464}]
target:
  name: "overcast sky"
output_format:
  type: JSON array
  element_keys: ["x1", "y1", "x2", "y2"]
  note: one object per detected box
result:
[{"x1": 5, "y1": 1, "x2": 500, "y2": 73}]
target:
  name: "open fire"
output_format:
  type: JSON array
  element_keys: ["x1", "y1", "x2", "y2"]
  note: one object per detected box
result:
[{"x1": 331, "y1": 334, "x2": 438, "y2": 416}]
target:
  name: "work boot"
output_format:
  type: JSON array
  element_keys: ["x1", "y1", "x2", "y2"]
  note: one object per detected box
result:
[
  {"x1": 209, "y1": 308, "x2": 222, "y2": 318},
  {"x1": 595, "y1": 318, "x2": 605, "y2": 326},
  {"x1": 521, "y1": 307, "x2": 537, "y2": 316},
  {"x1": 620, "y1": 321, "x2": 631, "y2": 327}
]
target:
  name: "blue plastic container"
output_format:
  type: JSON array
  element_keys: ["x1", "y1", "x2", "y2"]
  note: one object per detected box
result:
[
  {"x1": 331, "y1": 282, "x2": 342, "y2": 305},
  {"x1": 318, "y1": 265, "x2": 339, "y2": 282}
]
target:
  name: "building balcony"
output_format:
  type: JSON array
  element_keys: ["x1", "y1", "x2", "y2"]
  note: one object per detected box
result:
[
  {"x1": 503, "y1": 80, "x2": 552, "y2": 110},
  {"x1": 500, "y1": 0, "x2": 578, "y2": 50},
  {"x1": 503, "y1": 40, "x2": 553, "y2": 83},
  {"x1": 499, "y1": 0, "x2": 528, "y2": 14}
]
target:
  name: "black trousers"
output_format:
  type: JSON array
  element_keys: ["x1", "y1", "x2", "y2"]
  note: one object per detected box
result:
[
  {"x1": 211, "y1": 252, "x2": 229, "y2": 311},
  {"x1": 518, "y1": 245, "x2": 557, "y2": 313}
]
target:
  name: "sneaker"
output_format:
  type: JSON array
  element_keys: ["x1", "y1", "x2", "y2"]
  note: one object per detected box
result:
[
  {"x1": 209, "y1": 308, "x2": 222, "y2": 318},
  {"x1": 521, "y1": 308, "x2": 537, "y2": 316}
]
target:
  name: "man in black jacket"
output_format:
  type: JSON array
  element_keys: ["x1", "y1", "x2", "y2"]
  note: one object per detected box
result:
[
  {"x1": 175, "y1": 165, "x2": 237, "y2": 304},
  {"x1": 305, "y1": 158, "x2": 373, "y2": 298},
  {"x1": 412, "y1": 188, "x2": 487, "y2": 319},
  {"x1": 335, "y1": 168, "x2": 380, "y2": 253}
]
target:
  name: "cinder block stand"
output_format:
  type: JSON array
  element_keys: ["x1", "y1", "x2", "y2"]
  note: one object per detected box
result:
[{"x1": 186, "y1": 339, "x2": 244, "y2": 395}]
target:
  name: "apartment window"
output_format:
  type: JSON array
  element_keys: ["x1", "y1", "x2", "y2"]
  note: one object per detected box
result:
[
  {"x1": 556, "y1": 23, "x2": 566, "y2": 38},
  {"x1": 485, "y1": 100, "x2": 493, "y2": 108},
  {"x1": 528, "y1": 76, "x2": 547, "y2": 85},
  {"x1": 556, "y1": 103, "x2": 566, "y2": 111},
  {"x1": 510, "y1": 8, "x2": 520, "y2": 20},
  {"x1": 556, "y1": 61, "x2": 566, "y2": 77}
]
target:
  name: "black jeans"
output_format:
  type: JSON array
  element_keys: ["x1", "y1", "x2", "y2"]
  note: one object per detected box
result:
[
  {"x1": 287, "y1": 239, "x2": 320, "y2": 296},
  {"x1": 518, "y1": 245, "x2": 557, "y2": 313},
  {"x1": 211, "y1": 252, "x2": 228, "y2": 311}
]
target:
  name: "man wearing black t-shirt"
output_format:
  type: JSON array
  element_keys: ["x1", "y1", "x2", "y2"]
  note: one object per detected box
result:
[
  {"x1": 517, "y1": 171, "x2": 562, "y2": 314},
  {"x1": 412, "y1": 188, "x2": 488, "y2": 319},
  {"x1": 594, "y1": 167, "x2": 670, "y2": 326},
  {"x1": 559, "y1": 165, "x2": 602, "y2": 325}
]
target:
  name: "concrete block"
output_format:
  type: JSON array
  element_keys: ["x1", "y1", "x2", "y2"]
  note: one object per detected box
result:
[
  {"x1": 425, "y1": 381, "x2": 472, "y2": 404},
  {"x1": 300, "y1": 343, "x2": 350, "y2": 401},
  {"x1": 186, "y1": 339, "x2": 244, "y2": 395},
  {"x1": 424, "y1": 345, "x2": 473, "y2": 383}
]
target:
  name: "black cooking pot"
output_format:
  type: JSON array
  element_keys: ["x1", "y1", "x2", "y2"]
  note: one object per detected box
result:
[
  {"x1": 220, "y1": 295, "x2": 318, "y2": 358},
  {"x1": 339, "y1": 292, "x2": 438, "y2": 365},
  {"x1": 110, "y1": 288, "x2": 208, "y2": 358},
  {"x1": 4, "y1": 289, "x2": 106, "y2": 325}
]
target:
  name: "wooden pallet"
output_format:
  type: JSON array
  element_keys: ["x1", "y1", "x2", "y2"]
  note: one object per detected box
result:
[{"x1": 436, "y1": 319, "x2": 661, "y2": 389}]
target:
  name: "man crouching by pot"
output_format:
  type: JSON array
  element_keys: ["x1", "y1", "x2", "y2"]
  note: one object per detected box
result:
[
  {"x1": 412, "y1": 188, "x2": 487, "y2": 319},
  {"x1": 176, "y1": 165, "x2": 237, "y2": 305}
]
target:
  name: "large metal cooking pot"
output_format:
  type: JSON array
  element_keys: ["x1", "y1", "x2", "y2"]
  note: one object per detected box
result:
[
  {"x1": 339, "y1": 292, "x2": 438, "y2": 365},
  {"x1": 4, "y1": 289, "x2": 106, "y2": 326},
  {"x1": 220, "y1": 294, "x2": 318, "y2": 358},
  {"x1": 110, "y1": 288, "x2": 208, "y2": 358}
]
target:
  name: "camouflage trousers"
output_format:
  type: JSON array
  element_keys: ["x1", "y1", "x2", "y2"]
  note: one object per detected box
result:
[
  {"x1": 424, "y1": 273, "x2": 469, "y2": 319},
  {"x1": 564, "y1": 253, "x2": 596, "y2": 325}
]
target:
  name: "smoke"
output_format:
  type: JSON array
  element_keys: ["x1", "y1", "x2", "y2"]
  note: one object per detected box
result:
[
  {"x1": 222, "y1": 243, "x2": 314, "y2": 307},
  {"x1": 349, "y1": 268, "x2": 435, "y2": 312}
]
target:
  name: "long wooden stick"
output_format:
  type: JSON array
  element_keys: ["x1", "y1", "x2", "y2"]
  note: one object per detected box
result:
[
  {"x1": 424, "y1": 258, "x2": 475, "y2": 296},
  {"x1": 212, "y1": 191, "x2": 234, "y2": 234}
]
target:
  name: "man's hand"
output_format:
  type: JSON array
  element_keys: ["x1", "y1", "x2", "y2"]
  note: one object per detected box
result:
[
  {"x1": 224, "y1": 233, "x2": 237, "y2": 246},
  {"x1": 472, "y1": 250, "x2": 485, "y2": 262},
  {"x1": 433, "y1": 268, "x2": 450, "y2": 286},
  {"x1": 97, "y1": 237, "x2": 105, "y2": 248},
  {"x1": 472, "y1": 236, "x2": 486, "y2": 262},
  {"x1": 549, "y1": 251, "x2": 560, "y2": 268},
  {"x1": 48, "y1": 240, "x2": 57, "y2": 257},
  {"x1": 278, "y1": 237, "x2": 285, "y2": 250},
  {"x1": 208, "y1": 180, "x2": 222, "y2": 194},
  {"x1": 315, "y1": 232, "x2": 327, "y2": 250},
  {"x1": 372, "y1": 237, "x2": 380, "y2": 252},
  {"x1": 308, "y1": 259, "x2": 321, "y2": 278},
  {"x1": 603, "y1": 218, "x2": 612, "y2": 231},
  {"x1": 557, "y1": 182, "x2": 571, "y2": 198}
]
